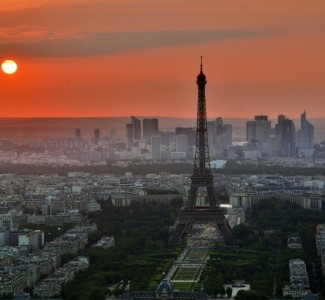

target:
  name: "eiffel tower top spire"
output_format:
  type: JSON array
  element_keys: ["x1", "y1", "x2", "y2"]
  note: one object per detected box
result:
[{"x1": 197, "y1": 56, "x2": 206, "y2": 85}]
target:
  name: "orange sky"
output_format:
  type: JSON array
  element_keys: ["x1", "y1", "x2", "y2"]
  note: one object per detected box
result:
[{"x1": 1, "y1": 0, "x2": 325, "y2": 118}]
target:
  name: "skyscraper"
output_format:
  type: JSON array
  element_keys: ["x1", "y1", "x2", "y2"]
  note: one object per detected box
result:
[
  {"x1": 151, "y1": 135, "x2": 161, "y2": 160},
  {"x1": 246, "y1": 115, "x2": 271, "y2": 156},
  {"x1": 176, "y1": 134, "x2": 188, "y2": 152},
  {"x1": 175, "y1": 127, "x2": 196, "y2": 146},
  {"x1": 75, "y1": 128, "x2": 81, "y2": 140},
  {"x1": 246, "y1": 115, "x2": 271, "y2": 144},
  {"x1": 215, "y1": 117, "x2": 224, "y2": 135},
  {"x1": 158, "y1": 131, "x2": 175, "y2": 147},
  {"x1": 207, "y1": 121, "x2": 216, "y2": 149},
  {"x1": 208, "y1": 117, "x2": 232, "y2": 153},
  {"x1": 126, "y1": 116, "x2": 141, "y2": 149},
  {"x1": 298, "y1": 111, "x2": 314, "y2": 157},
  {"x1": 217, "y1": 119, "x2": 232, "y2": 150},
  {"x1": 254, "y1": 115, "x2": 271, "y2": 144},
  {"x1": 275, "y1": 114, "x2": 296, "y2": 157},
  {"x1": 246, "y1": 121, "x2": 256, "y2": 143},
  {"x1": 126, "y1": 123, "x2": 133, "y2": 149},
  {"x1": 222, "y1": 124, "x2": 232, "y2": 149},
  {"x1": 75, "y1": 128, "x2": 82, "y2": 147},
  {"x1": 143, "y1": 118, "x2": 159, "y2": 142},
  {"x1": 131, "y1": 116, "x2": 141, "y2": 140},
  {"x1": 94, "y1": 128, "x2": 100, "y2": 145}
]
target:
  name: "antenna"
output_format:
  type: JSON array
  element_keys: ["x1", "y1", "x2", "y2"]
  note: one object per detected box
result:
[{"x1": 200, "y1": 56, "x2": 203, "y2": 72}]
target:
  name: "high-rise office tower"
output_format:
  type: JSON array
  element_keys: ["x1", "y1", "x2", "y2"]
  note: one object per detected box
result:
[
  {"x1": 215, "y1": 117, "x2": 224, "y2": 135},
  {"x1": 217, "y1": 119, "x2": 232, "y2": 150},
  {"x1": 176, "y1": 134, "x2": 188, "y2": 152},
  {"x1": 143, "y1": 118, "x2": 159, "y2": 142},
  {"x1": 246, "y1": 121, "x2": 256, "y2": 143},
  {"x1": 75, "y1": 128, "x2": 81, "y2": 143},
  {"x1": 126, "y1": 116, "x2": 141, "y2": 149},
  {"x1": 131, "y1": 116, "x2": 141, "y2": 140},
  {"x1": 207, "y1": 117, "x2": 232, "y2": 151},
  {"x1": 222, "y1": 124, "x2": 232, "y2": 148},
  {"x1": 94, "y1": 129, "x2": 100, "y2": 144},
  {"x1": 158, "y1": 131, "x2": 175, "y2": 147},
  {"x1": 126, "y1": 124, "x2": 133, "y2": 149},
  {"x1": 246, "y1": 115, "x2": 271, "y2": 144},
  {"x1": 175, "y1": 127, "x2": 196, "y2": 146},
  {"x1": 254, "y1": 115, "x2": 271, "y2": 143},
  {"x1": 298, "y1": 111, "x2": 314, "y2": 157},
  {"x1": 276, "y1": 114, "x2": 296, "y2": 157},
  {"x1": 151, "y1": 135, "x2": 161, "y2": 160},
  {"x1": 246, "y1": 115, "x2": 271, "y2": 156},
  {"x1": 75, "y1": 128, "x2": 81, "y2": 139},
  {"x1": 207, "y1": 121, "x2": 216, "y2": 149}
]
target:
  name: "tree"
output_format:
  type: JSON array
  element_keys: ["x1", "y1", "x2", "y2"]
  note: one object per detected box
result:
[
  {"x1": 203, "y1": 275, "x2": 224, "y2": 297},
  {"x1": 89, "y1": 288, "x2": 106, "y2": 300},
  {"x1": 235, "y1": 290, "x2": 267, "y2": 300},
  {"x1": 0, "y1": 293, "x2": 14, "y2": 299},
  {"x1": 219, "y1": 286, "x2": 226, "y2": 298},
  {"x1": 113, "y1": 286, "x2": 123, "y2": 297},
  {"x1": 226, "y1": 287, "x2": 233, "y2": 298}
]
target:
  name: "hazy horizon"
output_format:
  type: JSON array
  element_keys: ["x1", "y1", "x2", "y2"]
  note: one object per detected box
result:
[{"x1": 0, "y1": 115, "x2": 324, "y2": 143}]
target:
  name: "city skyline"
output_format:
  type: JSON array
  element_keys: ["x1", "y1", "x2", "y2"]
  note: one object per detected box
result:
[{"x1": 1, "y1": 0, "x2": 325, "y2": 118}]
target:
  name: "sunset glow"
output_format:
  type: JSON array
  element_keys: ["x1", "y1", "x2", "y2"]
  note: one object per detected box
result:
[{"x1": 1, "y1": 0, "x2": 325, "y2": 118}]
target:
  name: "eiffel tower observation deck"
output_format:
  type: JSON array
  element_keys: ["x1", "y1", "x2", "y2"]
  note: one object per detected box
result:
[{"x1": 169, "y1": 58, "x2": 233, "y2": 244}]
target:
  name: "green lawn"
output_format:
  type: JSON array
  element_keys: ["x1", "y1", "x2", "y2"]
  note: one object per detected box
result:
[
  {"x1": 172, "y1": 266, "x2": 201, "y2": 281},
  {"x1": 171, "y1": 281, "x2": 193, "y2": 291},
  {"x1": 185, "y1": 248, "x2": 209, "y2": 261}
]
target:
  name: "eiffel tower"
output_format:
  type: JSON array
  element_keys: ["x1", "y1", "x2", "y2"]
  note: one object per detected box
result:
[{"x1": 169, "y1": 58, "x2": 233, "y2": 244}]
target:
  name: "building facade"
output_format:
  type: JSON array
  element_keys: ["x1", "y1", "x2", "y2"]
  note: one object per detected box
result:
[
  {"x1": 276, "y1": 114, "x2": 296, "y2": 157},
  {"x1": 151, "y1": 135, "x2": 161, "y2": 160},
  {"x1": 143, "y1": 118, "x2": 159, "y2": 142},
  {"x1": 298, "y1": 111, "x2": 314, "y2": 158}
]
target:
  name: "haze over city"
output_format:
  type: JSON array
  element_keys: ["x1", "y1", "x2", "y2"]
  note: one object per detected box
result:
[{"x1": 1, "y1": 0, "x2": 325, "y2": 118}]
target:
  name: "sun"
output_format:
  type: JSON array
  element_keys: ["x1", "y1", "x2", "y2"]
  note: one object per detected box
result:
[{"x1": 1, "y1": 60, "x2": 18, "y2": 75}]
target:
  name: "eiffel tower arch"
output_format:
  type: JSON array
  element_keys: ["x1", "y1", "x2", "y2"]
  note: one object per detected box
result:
[{"x1": 169, "y1": 58, "x2": 233, "y2": 244}]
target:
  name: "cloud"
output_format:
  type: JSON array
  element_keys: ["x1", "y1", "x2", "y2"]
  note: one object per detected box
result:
[{"x1": 0, "y1": 29, "x2": 270, "y2": 59}]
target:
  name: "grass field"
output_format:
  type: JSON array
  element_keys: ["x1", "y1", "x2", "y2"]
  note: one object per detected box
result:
[
  {"x1": 171, "y1": 281, "x2": 193, "y2": 291},
  {"x1": 172, "y1": 266, "x2": 201, "y2": 281},
  {"x1": 184, "y1": 248, "x2": 209, "y2": 261}
]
